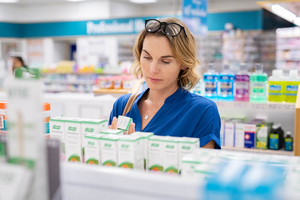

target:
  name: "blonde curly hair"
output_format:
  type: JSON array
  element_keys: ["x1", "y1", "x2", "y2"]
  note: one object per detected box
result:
[{"x1": 131, "y1": 17, "x2": 200, "y2": 90}]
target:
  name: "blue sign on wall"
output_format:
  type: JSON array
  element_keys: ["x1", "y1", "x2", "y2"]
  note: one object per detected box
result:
[{"x1": 182, "y1": 0, "x2": 208, "y2": 35}]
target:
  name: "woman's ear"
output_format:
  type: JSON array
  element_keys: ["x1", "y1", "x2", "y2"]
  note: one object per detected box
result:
[{"x1": 181, "y1": 65, "x2": 187, "y2": 70}]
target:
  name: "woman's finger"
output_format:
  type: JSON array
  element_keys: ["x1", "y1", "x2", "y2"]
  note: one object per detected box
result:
[
  {"x1": 111, "y1": 117, "x2": 118, "y2": 129},
  {"x1": 128, "y1": 123, "x2": 135, "y2": 135}
]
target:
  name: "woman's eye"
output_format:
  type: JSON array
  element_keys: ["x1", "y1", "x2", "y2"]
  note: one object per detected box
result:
[
  {"x1": 143, "y1": 57, "x2": 151, "y2": 60},
  {"x1": 162, "y1": 61, "x2": 170, "y2": 64}
]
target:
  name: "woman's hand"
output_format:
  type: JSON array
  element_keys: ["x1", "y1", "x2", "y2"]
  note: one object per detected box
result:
[{"x1": 108, "y1": 117, "x2": 136, "y2": 135}]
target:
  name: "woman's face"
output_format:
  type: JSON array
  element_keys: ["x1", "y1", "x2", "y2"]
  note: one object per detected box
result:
[
  {"x1": 12, "y1": 58, "x2": 22, "y2": 68},
  {"x1": 140, "y1": 34, "x2": 184, "y2": 92}
]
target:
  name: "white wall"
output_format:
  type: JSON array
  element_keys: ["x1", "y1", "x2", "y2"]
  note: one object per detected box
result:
[
  {"x1": 110, "y1": 1, "x2": 143, "y2": 18},
  {"x1": 208, "y1": 0, "x2": 260, "y2": 12},
  {"x1": 2, "y1": 1, "x2": 111, "y2": 23},
  {"x1": 0, "y1": 4, "x2": 21, "y2": 22},
  {"x1": 54, "y1": 41, "x2": 67, "y2": 62}
]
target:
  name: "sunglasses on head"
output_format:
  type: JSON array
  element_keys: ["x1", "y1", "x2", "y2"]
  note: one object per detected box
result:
[{"x1": 145, "y1": 19, "x2": 187, "y2": 38}]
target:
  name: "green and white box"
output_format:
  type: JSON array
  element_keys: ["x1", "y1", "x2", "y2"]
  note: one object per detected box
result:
[
  {"x1": 117, "y1": 135, "x2": 144, "y2": 169},
  {"x1": 130, "y1": 131, "x2": 154, "y2": 170},
  {"x1": 162, "y1": 136, "x2": 180, "y2": 174},
  {"x1": 148, "y1": 136, "x2": 164, "y2": 172},
  {"x1": 81, "y1": 119, "x2": 108, "y2": 157},
  {"x1": 85, "y1": 133, "x2": 104, "y2": 165},
  {"x1": 181, "y1": 154, "x2": 212, "y2": 178},
  {"x1": 100, "y1": 134, "x2": 120, "y2": 167},
  {"x1": 65, "y1": 118, "x2": 82, "y2": 162},
  {"x1": 50, "y1": 116, "x2": 65, "y2": 155},
  {"x1": 178, "y1": 137, "x2": 200, "y2": 172},
  {"x1": 81, "y1": 118, "x2": 108, "y2": 143},
  {"x1": 193, "y1": 148, "x2": 220, "y2": 157},
  {"x1": 194, "y1": 164, "x2": 220, "y2": 180},
  {"x1": 117, "y1": 116, "x2": 132, "y2": 131},
  {"x1": 100, "y1": 129, "x2": 123, "y2": 136}
]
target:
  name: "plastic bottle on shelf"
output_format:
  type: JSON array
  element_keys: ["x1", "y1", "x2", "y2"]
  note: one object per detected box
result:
[
  {"x1": 203, "y1": 63, "x2": 219, "y2": 100},
  {"x1": 269, "y1": 124, "x2": 284, "y2": 150},
  {"x1": 283, "y1": 70, "x2": 300, "y2": 103},
  {"x1": 218, "y1": 64, "x2": 234, "y2": 101},
  {"x1": 250, "y1": 63, "x2": 268, "y2": 103},
  {"x1": 268, "y1": 70, "x2": 284, "y2": 102},
  {"x1": 284, "y1": 131, "x2": 293, "y2": 151},
  {"x1": 234, "y1": 63, "x2": 250, "y2": 102}
]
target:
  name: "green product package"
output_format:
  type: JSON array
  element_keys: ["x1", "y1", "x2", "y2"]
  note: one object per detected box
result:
[{"x1": 256, "y1": 122, "x2": 273, "y2": 150}]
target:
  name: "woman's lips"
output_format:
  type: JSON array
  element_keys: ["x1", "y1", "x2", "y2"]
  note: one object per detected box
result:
[{"x1": 148, "y1": 77, "x2": 162, "y2": 83}]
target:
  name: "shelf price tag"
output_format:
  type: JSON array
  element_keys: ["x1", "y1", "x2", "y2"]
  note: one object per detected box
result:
[
  {"x1": 234, "y1": 102, "x2": 247, "y2": 109},
  {"x1": 269, "y1": 104, "x2": 277, "y2": 110}
]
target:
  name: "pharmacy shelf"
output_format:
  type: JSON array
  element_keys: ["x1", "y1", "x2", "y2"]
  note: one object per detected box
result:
[
  {"x1": 222, "y1": 146, "x2": 294, "y2": 156},
  {"x1": 43, "y1": 81, "x2": 95, "y2": 84},
  {"x1": 93, "y1": 88, "x2": 130, "y2": 94},
  {"x1": 214, "y1": 101, "x2": 295, "y2": 111},
  {"x1": 42, "y1": 72, "x2": 122, "y2": 75}
]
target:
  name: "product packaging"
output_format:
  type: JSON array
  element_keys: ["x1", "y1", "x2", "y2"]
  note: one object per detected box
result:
[
  {"x1": 85, "y1": 133, "x2": 104, "y2": 165},
  {"x1": 256, "y1": 122, "x2": 273, "y2": 150},
  {"x1": 65, "y1": 118, "x2": 82, "y2": 162},
  {"x1": 178, "y1": 137, "x2": 200, "y2": 173},
  {"x1": 234, "y1": 123, "x2": 245, "y2": 148},
  {"x1": 250, "y1": 63, "x2": 268, "y2": 103},
  {"x1": 100, "y1": 129, "x2": 124, "y2": 135},
  {"x1": 100, "y1": 134, "x2": 121, "y2": 167},
  {"x1": 224, "y1": 121, "x2": 235, "y2": 147},
  {"x1": 284, "y1": 70, "x2": 300, "y2": 103},
  {"x1": 268, "y1": 70, "x2": 284, "y2": 102},
  {"x1": 235, "y1": 63, "x2": 250, "y2": 102},
  {"x1": 162, "y1": 136, "x2": 180, "y2": 174},
  {"x1": 49, "y1": 116, "x2": 66, "y2": 157},
  {"x1": 117, "y1": 135, "x2": 144, "y2": 169},
  {"x1": 203, "y1": 63, "x2": 219, "y2": 100},
  {"x1": 218, "y1": 64, "x2": 234, "y2": 101},
  {"x1": 0, "y1": 101, "x2": 7, "y2": 132},
  {"x1": 117, "y1": 116, "x2": 132, "y2": 131},
  {"x1": 181, "y1": 154, "x2": 211, "y2": 178},
  {"x1": 244, "y1": 123, "x2": 256, "y2": 148},
  {"x1": 130, "y1": 131, "x2": 154, "y2": 169},
  {"x1": 148, "y1": 135, "x2": 164, "y2": 171}
]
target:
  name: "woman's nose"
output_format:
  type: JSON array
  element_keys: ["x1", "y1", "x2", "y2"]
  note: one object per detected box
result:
[{"x1": 149, "y1": 61, "x2": 159, "y2": 74}]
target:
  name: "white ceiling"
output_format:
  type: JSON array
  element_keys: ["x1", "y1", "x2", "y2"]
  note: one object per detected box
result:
[{"x1": 7, "y1": 0, "x2": 175, "y2": 5}]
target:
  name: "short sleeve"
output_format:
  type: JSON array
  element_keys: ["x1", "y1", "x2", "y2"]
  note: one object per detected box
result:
[
  {"x1": 108, "y1": 94, "x2": 131, "y2": 125},
  {"x1": 192, "y1": 101, "x2": 221, "y2": 149}
]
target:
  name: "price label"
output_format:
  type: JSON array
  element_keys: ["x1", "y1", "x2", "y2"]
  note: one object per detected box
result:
[
  {"x1": 234, "y1": 102, "x2": 247, "y2": 108},
  {"x1": 269, "y1": 104, "x2": 277, "y2": 110}
]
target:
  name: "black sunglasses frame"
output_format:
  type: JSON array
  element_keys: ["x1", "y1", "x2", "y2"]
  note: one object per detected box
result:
[{"x1": 145, "y1": 19, "x2": 187, "y2": 38}]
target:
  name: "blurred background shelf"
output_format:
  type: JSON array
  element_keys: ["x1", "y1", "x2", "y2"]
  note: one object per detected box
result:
[{"x1": 222, "y1": 146, "x2": 294, "y2": 156}]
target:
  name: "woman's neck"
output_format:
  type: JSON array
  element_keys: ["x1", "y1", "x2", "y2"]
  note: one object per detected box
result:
[{"x1": 146, "y1": 84, "x2": 179, "y2": 106}]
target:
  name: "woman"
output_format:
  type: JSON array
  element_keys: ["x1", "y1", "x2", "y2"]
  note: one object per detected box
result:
[
  {"x1": 12, "y1": 56, "x2": 28, "y2": 74},
  {"x1": 109, "y1": 18, "x2": 221, "y2": 149}
]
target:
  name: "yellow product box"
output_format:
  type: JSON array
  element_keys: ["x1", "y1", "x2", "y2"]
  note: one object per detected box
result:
[
  {"x1": 85, "y1": 133, "x2": 105, "y2": 165},
  {"x1": 130, "y1": 132, "x2": 154, "y2": 170},
  {"x1": 117, "y1": 135, "x2": 144, "y2": 169}
]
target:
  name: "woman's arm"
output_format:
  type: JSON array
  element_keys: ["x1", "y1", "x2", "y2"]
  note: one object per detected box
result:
[{"x1": 202, "y1": 140, "x2": 215, "y2": 149}]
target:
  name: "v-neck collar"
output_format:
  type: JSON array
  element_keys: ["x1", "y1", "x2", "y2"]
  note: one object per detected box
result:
[{"x1": 131, "y1": 87, "x2": 187, "y2": 131}]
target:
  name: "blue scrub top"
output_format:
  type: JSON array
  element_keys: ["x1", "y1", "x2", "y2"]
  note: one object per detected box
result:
[{"x1": 109, "y1": 87, "x2": 221, "y2": 149}]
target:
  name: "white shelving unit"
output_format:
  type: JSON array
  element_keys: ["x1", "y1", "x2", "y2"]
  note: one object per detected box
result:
[{"x1": 276, "y1": 27, "x2": 300, "y2": 70}]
